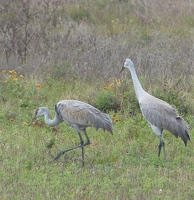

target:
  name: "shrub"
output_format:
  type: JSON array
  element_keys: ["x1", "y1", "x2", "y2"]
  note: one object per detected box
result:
[
  {"x1": 152, "y1": 87, "x2": 192, "y2": 115},
  {"x1": 94, "y1": 84, "x2": 120, "y2": 112}
]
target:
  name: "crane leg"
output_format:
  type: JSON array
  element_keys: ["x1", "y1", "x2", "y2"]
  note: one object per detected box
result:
[
  {"x1": 158, "y1": 137, "x2": 167, "y2": 160},
  {"x1": 53, "y1": 143, "x2": 84, "y2": 161},
  {"x1": 53, "y1": 131, "x2": 84, "y2": 160},
  {"x1": 82, "y1": 129, "x2": 90, "y2": 146},
  {"x1": 77, "y1": 131, "x2": 85, "y2": 167},
  {"x1": 53, "y1": 130, "x2": 90, "y2": 167}
]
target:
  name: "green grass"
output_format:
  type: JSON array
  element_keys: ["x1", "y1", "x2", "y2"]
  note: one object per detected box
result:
[{"x1": 0, "y1": 71, "x2": 194, "y2": 199}]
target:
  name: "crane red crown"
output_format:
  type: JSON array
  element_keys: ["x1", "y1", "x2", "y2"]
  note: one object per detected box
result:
[{"x1": 35, "y1": 108, "x2": 39, "y2": 116}]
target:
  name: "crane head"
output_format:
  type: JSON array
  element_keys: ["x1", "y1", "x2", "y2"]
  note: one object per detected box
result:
[
  {"x1": 120, "y1": 58, "x2": 134, "y2": 74},
  {"x1": 28, "y1": 108, "x2": 41, "y2": 126},
  {"x1": 119, "y1": 59, "x2": 126, "y2": 74}
]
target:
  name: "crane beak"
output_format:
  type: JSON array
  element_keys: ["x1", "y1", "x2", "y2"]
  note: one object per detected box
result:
[
  {"x1": 119, "y1": 66, "x2": 125, "y2": 74},
  {"x1": 28, "y1": 116, "x2": 37, "y2": 127}
]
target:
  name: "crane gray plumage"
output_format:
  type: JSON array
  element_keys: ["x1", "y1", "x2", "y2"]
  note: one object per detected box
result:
[
  {"x1": 29, "y1": 100, "x2": 113, "y2": 166},
  {"x1": 120, "y1": 58, "x2": 190, "y2": 159},
  {"x1": 55, "y1": 100, "x2": 113, "y2": 134}
]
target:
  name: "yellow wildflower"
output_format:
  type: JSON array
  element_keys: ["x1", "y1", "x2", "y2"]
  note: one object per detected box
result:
[
  {"x1": 103, "y1": 86, "x2": 108, "y2": 90},
  {"x1": 109, "y1": 84, "x2": 114, "y2": 88},
  {"x1": 36, "y1": 84, "x2": 42, "y2": 88},
  {"x1": 12, "y1": 77, "x2": 17, "y2": 81},
  {"x1": 0, "y1": 130, "x2": 2, "y2": 134},
  {"x1": 114, "y1": 119, "x2": 121, "y2": 123},
  {"x1": 112, "y1": 114, "x2": 117, "y2": 118},
  {"x1": 10, "y1": 118, "x2": 15, "y2": 122},
  {"x1": 116, "y1": 79, "x2": 121, "y2": 84},
  {"x1": 23, "y1": 122, "x2": 28, "y2": 126}
]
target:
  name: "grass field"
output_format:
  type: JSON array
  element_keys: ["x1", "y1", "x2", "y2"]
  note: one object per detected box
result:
[
  {"x1": 1, "y1": 0, "x2": 194, "y2": 199},
  {"x1": 0, "y1": 69, "x2": 194, "y2": 200}
]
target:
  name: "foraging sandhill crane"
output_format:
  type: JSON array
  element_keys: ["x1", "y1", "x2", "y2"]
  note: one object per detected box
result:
[
  {"x1": 29, "y1": 100, "x2": 113, "y2": 166},
  {"x1": 120, "y1": 58, "x2": 190, "y2": 159}
]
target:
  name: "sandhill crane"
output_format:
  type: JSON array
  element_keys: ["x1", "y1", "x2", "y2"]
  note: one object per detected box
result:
[
  {"x1": 120, "y1": 58, "x2": 190, "y2": 160},
  {"x1": 29, "y1": 100, "x2": 113, "y2": 166}
]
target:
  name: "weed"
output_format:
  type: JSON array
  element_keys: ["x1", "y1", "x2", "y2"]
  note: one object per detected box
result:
[{"x1": 95, "y1": 83, "x2": 120, "y2": 112}]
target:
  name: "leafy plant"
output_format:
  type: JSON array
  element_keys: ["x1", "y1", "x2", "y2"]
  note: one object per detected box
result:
[
  {"x1": 152, "y1": 87, "x2": 192, "y2": 115},
  {"x1": 68, "y1": 6, "x2": 90, "y2": 23},
  {"x1": 95, "y1": 85, "x2": 120, "y2": 112}
]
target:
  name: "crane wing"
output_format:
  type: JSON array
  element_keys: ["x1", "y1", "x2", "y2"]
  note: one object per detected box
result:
[
  {"x1": 55, "y1": 100, "x2": 113, "y2": 134},
  {"x1": 140, "y1": 96, "x2": 190, "y2": 145}
]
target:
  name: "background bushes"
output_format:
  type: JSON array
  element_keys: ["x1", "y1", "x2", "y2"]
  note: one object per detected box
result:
[{"x1": 0, "y1": 0, "x2": 194, "y2": 114}]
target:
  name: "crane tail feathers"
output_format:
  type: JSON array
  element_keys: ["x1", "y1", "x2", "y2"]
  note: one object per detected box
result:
[
  {"x1": 94, "y1": 113, "x2": 113, "y2": 135},
  {"x1": 176, "y1": 117, "x2": 190, "y2": 146},
  {"x1": 179, "y1": 129, "x2": 190, "y2": 146}
]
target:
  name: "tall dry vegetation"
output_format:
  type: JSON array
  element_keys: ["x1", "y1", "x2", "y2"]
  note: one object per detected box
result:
[{"x1": 0, "y1": 0, "x2": 194, "y2": 93}]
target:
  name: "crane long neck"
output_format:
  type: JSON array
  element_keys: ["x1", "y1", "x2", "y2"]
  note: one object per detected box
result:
[
  {"x1": 129, "y1": 67, "x2": 146, "y2": 102},
  {"x1": 44, "y1": 110, "x2": 62, "y2": 126}
]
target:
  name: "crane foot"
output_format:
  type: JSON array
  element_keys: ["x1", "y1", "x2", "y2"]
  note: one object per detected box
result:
[
  {"x1": 158, "y1": 142, "x2": 163, "y2": 157},
  {"x1": 53, "y1": 151, "x2": 64, "y2": 161},
  {"x1": 158, "y1": 140, "x2": 167, "y2": 161}
]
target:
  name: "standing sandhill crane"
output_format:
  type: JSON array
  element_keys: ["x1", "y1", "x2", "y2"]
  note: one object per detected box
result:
[
  {"x1": 29, "y1": 100, "x2": 113, "y2": 166},
  {"x1": 120, "y1": 58, "x2": 190, "y2": 160}
]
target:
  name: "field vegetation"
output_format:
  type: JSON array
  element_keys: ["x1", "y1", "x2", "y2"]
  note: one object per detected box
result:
[{"x1": 0, "y1": 0, "x2": 194, "y2": 199}]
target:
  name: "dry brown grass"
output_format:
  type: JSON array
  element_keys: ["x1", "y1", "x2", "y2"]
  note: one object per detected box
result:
[{"x1": 0, "y1": 0, "x2": 193, "y2": 93}]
